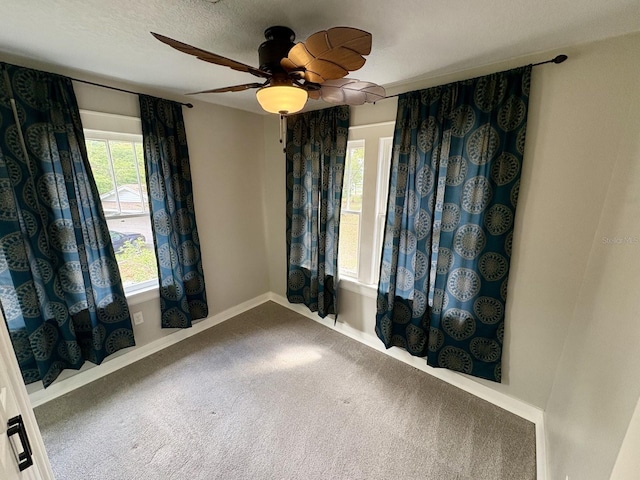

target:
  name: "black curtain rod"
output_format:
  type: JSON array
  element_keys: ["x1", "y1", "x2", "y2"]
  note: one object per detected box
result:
[
  {"x1": 70, "y1": 54, "x2": 567, "y2": 109},
  {"x1": 69, "y1": 77, "x2": 194, "y2": 108},
  {"x1": 382, "y1": 54, "x2": 568, "y2": 100},
  {"x1": 531, "y1": 54, "x2": 568, "y2": 67}
]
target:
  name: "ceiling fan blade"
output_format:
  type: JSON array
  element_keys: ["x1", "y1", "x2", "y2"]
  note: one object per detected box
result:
[
  {"x1": 315, "y1": 79, "x2": 386, "y2": 105},
  {"x1": 151, "y1": 32, "x2": 271, "y2": 79},
  {"x1": 186, "y1": 82, "x2": 266, "y2": 95},
  {"x1": 282, "y1": 27, "x2": 372, "y2": 84}
]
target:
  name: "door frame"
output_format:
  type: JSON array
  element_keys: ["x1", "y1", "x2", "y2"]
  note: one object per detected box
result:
[{"x1": 0, "y1": 314, "x2": 54, "y2": 479}]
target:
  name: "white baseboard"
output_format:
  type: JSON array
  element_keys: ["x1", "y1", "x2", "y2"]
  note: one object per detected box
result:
[
  {"x1": 28, "y1": 293, "x2": 271, "y2": 408},
  {"x1": 268, "y1": 292, "x2": 547, "y2": 480},
  {"x1": 537, "y1": 413, "x2": 548, "y2": 480}
]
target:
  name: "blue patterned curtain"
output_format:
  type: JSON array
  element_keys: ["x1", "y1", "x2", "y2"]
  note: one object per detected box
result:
[
  {"x1": 285, "y1": 106, "x2": 349, "y2": 318},
  {"x1": 376, "y1": 66, "x2": 531, "y2": 382},
  {"x1": 139, "y1": 95, "x2": 208, "y2": 328},
  {"x1": 0, "y1": 63, "x2": 135, "y2": 387}
]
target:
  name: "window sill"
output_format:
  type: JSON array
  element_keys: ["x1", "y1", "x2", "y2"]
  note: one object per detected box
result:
[
  {"x1": 125, "y1": 282, "x2": 159, "y2": 306},
  {"x1": 338, "y1": 278, "x2": 378, "y2": 299}
]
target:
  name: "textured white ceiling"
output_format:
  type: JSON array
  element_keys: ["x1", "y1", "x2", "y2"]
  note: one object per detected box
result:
[{"x1": 1, "y1": 0, "x2": 639, "y2": 114}]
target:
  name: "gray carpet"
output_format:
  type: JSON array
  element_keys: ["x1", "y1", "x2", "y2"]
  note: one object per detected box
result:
[{"x1": 34, "y1": 301, "x2": 536, "y2": 480}]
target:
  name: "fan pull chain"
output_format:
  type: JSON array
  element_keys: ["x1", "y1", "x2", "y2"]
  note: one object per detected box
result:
[{"x1": 280, "y1": 114, "x2": 287, "y2": 153}]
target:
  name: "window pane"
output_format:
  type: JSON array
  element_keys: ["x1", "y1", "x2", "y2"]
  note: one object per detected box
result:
[
  {"x1": 348, "y1": 146, "x2": 364, "y2": 212},
  {"x1": 373, "y1": 137, "x2": 394, "y2": 282},
  {"x1": 339, "y1": 141, "x2": 364, "y2": 277},
  {"x1": 341, "y1": 151, "x2": 351, "y2": 210},
  {"x1": 86, "y1": 140, "x2": 114, "y2": 197},
  {"x1": 342, "y1": 145, "x2": 365, "y2": 212},
  {"x1": 133, "y1": 142, "x2": 149, "y2": 213},
  {"x1": 105, "y1": 215, "x2": 157, "y2": 288},
  {"x1": 339, "y1": 212, "x2": 360, "y2": 276},
  {"x1": 109, "y1": 141, "x2": 144, "y2": 213},
  {"x1": 86, "y1": 136, "x2": 158, "y2": 291}
]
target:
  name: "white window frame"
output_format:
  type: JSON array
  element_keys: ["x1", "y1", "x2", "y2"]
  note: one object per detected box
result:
[
  {"x1": 372, "y1": 136, "x2": 394, "y2": 281},
  {"x1": 338, "y1": 122, "x2": 395, "y2": 288},
  {"x1": 83, "y1": 124, "x2": 159, "y2": 299}
]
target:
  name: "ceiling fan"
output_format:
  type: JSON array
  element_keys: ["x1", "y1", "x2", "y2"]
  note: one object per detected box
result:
[{"x1": 151, "y1": 26, "x2": 386, "y2": 115}]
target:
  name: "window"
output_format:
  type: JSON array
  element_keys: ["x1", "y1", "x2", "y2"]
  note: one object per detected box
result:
[
  {"x1": 338, "y1": 140, "x2": 365, "y2": 276},
  {"x1": 338, "y1": 123, "x2": 395, "y2": 285},
  {"x1": 373, "y1": 137, "x2": 394, "y2": 278},
  {"x1": 85, "y1": 130, "x2": 158, "y2": 293}
]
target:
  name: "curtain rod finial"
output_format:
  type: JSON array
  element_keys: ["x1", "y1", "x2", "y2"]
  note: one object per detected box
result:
[
  {"x1": 553, "y1": 54, "x2": 568, "y2": 64},
  {"x1": 185, "y1": 103, "x2": 194, "y2": 108}
]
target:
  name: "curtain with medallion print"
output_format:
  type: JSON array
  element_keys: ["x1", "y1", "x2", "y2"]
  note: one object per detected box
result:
[
  {"x1": 139, "y1": 95, "x2": 208, "y2": 328},
  {"x1": 285, "y1": 105, "x2": 349, "y2": 318},
  {"x1": 376, "y1": 66, "x2": 531, "y2": 382},
  {"x1": 0, "y1": 63, "x2": 135, "y2": 388}
]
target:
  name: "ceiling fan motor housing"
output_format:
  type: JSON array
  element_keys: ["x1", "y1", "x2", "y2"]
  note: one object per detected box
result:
[{"x1": 259, "y1": 26, "x2": 296, "y2": 73}]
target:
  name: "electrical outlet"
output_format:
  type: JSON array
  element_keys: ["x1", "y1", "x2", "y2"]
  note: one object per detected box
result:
[{"x1": 133, "y1": 312, "x2": 144, "y2": 325}]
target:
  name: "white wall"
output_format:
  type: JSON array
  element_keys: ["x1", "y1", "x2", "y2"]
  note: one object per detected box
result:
[
  {"x1": 184, "y1": 97, "x2": 270, "y2": 311},
  {"x1": 543, "y1": 32, "x2": 640, "y2": 480},
  {"x1": 262, "y1": 32, "x2": 640, "y2": 477},
  {"x1": 0, "y1": 55, "x2": 271, "y2": 393},
  {"x1": 262, "y1": 118, "x2": 287, "y2": 294}
]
